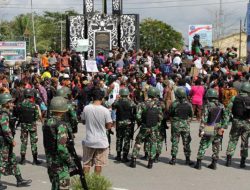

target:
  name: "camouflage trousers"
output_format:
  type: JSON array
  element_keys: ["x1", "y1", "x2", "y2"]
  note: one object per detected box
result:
[
  {"x1": 46, "y1": 155, "x2": 70, "y2": 190},
  {"x1": 20, "y1": 123, "x2": 38, "y2": 155},
  {"x1": 226, "y1": 119, "x2": 250, "y2": 158},
  {"x1": 0, "y1": 142, "x2": 21, "y2": 178},
  {"x1": 131, "y1": 126, "x2": 158, "y2": 159},
  {"x1": 197, "y1": 135, "x2": 222, "y2": 160},
  {"x1": 171, "y1": 130, "x2": 192, "y2": 158},
  {"x1": 116, "y1": 123, "x2": 132, "y2": 153},
  {"x1": 144, "y1": 128, "x2": 164, "y2": 155}
]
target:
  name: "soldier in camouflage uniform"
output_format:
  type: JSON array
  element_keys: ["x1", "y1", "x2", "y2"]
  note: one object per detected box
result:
[
  {"x1": 194, "y1": 89, "x2": 229, "y2": 170},
  {"x1": 225, "y1": 82, "x2": 250, "y2": 168},
  {"x1": 130, "y1": 87, "x2": 164, "y2": 169},
  {"x1": 112, "y1": 88, "x2": 136, "y2": 162},
  {"x1": 43, "y1": 96, "x2": 71, "y2": 190},
  {"x1": 0, "y1": 93, "x2": 32, "y2": 188},
  {"x1": 169, "y1": 87, "x2": 194, "y2": 166},
  {"x1": 56, "y1": 87, "x2": 78, "y2": 134},
  {"x1": 18, "y1": 88, "x2": 42, "y2": 165}
]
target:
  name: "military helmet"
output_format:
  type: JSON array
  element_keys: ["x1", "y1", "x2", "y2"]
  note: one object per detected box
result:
[
  {"x1": 175, "y1": 87, "x2": 187, "y2": 99},
  {"x1": 119, "y1": 88, "x2": 129, "y2": 97},
  {"x1": 0, "y1": 93, "x2": 13, "y2": 105},
  {"x1": 240, "y1": 82, "x2": 250, "y2": 93},
  {"x1": 148, "y1": 87, "x2": 160, "y2": 98},
  {"x1": 206, "y1": 88, "x2": 218, "y2": 99},
  {"x1": 49, "y1": 96, "x2": 68, "y2": 112},
  {"x1": 56, "y1": 87, "x2": 71, "y2": 98},
  {"x1": 24, "y1": 88, "x2": 34, "y2": 98}
]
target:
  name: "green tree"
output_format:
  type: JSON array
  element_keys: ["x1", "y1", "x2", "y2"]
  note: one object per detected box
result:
[{"x1": 140, "y1": 18, "x2": 184, "y2": 51}]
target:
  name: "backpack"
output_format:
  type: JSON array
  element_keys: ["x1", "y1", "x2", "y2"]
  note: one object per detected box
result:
[
  {"x1": 18, "y1": 104, "x2": 36, "y2": 123},
  {"x1": 141, "y1": 103, "x2": 160, "y2": 127},
  {"x1": 175, "y1": 102, "x2": 191, "y2": 120},
  {"x1": 43, "y1": 118, "x2": 66, "y2": 155},
  {"x1": 232, "y1": 96, "x2": 250, "y2": 119}
]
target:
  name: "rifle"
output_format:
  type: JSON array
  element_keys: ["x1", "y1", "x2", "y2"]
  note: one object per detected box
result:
[
  {"x1": 130, "y1": 120, "x2": 135, "y2": 148},
  {"x1": 8, "y1": 115, "x2": 17, "y2": 162},
  {"x1": 161, "y1": 118, "x2": 168, "y2": 150},
  {"x1": 67, "y1": 134, "x2": 88, "y2": 190},
  {"x1": 107, "y1": 129, "x2": 114, "y2": 154}
]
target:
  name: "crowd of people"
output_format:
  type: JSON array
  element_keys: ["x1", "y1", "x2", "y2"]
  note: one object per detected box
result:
[{"x1": 0, "y1": 42, "x2": 249, "y2": 189}]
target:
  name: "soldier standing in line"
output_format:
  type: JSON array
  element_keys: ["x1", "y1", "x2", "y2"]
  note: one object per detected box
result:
[
  {"x1": 0, "y1": 93, "x2": 32, "y2": 188},
  {"x1": 56, "y1": 87, "x2": 78, "y2": 134},
  {"x1": 169, "y1": 87, "x2": 194, "y2": 165},
  {"x1": 112, "y1": 88, "x2": 136, "y2": 162},
  {"x1": 43, "y1": 96, "x2": 71, "y2": 190},
  {"x1": 194, "y1": 89, "x2": 228, "y2": 170},
  {"x1": 18, "y1": 88, "x2": 42, "y2": 165},
  {"x1": 225, "y1": 82, "x2": 250, "y2": 168},
  {"x1": 130, "y1": 87, "x2": 164, "y2": 169}
]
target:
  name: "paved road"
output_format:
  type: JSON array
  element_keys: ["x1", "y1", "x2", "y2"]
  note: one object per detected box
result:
[{"x1": 3, "y1": 121, "x2": 250, "y2": 190}]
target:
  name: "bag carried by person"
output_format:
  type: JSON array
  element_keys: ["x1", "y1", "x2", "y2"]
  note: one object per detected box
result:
[{"x1": 204, "y1": 107, "x2": 222, "y2": 137}]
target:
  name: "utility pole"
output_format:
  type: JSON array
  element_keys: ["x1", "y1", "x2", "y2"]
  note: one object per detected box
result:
[
  {"x1": 103, "y1": 0, "x2": 107, "y2": 14},
  {"x1": 239, "y1": 19, "x2": 242, "y2": 61},
  {"x1": 218, "y1": 0, "x2": 223, "y2": 39},
  {"x1": 60, "y1": 20, "x2": 63, "y2": 51},
  {"x1": 31, "y1": 0, "x2": 37, "y2": 53}
]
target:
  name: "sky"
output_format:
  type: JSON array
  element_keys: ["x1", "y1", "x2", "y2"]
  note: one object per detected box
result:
[{"x1": 0, "y1": 0, "x2": 248, "y2": 42}]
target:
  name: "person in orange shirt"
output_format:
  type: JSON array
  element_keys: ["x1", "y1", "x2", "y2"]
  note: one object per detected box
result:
[{"x1": 41, "y1": 53, "x2": 49, "y2": 70}]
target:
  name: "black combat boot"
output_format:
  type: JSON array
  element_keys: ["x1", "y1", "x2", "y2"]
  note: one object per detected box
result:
[
  {"x1": 129, "y1": 158, "x2": 136, "y2": 168},
  {"x1": 225, "y1": 155, "x2": 232, "y2": 167},
  {"x1": 208, "y1": 159, "x2": 217, "y2": 170},
  {"x1": 147, "y1": 159, "x2": 153, "y2": 169},
  {"x1": 169, "y1": 156, "x2": 176, "y2": 165},
  {"x1": 122, "y1": 153, "x2": 130, "y2": 163},
  {"x1": 32, "y1": 154, "x2": 42, "y2": 165},
  {"x1": 194, "y1": 159, "x2": 202, "y2": 170},
  {"x1": 15, "y1": 175, "x2": 32, "y2": 187},
  {"x1": 19, "y1": 155, "x2": 26, "y2": 165},
  {"x1": 115, "y1": 152, "x2": 121, "y2": 161},
  {"x1": 240, "y1": 157, "x2": 246, "y2": 168},
  {"x1": 154, "y1": 153, "x2": 160, "y2": 163},
  {"x1": 141, "y1": 152, "x2": 148, "y2": 160},
  {"x1": 0, "y1": 182, "x2": 7, "y2": 190},
  {"x1": 185, "y1": 156, "x2": 194, "y2": 165}
]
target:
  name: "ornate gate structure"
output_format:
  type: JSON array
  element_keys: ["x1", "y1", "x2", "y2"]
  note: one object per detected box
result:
[{"x1": 66, "y1": 0, "x2": 139, "y2": 57}]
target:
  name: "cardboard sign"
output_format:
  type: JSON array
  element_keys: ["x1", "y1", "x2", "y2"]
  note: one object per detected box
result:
[{"x1": 85, "y1": 60, "x2": 99, "y2": 72}]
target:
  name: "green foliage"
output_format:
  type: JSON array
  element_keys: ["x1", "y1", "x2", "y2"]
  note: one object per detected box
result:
[
  {"x1": 0, "y1": 10, "x2": 78, "y2": 53},
  {"x1": 71, "y1": 174, "x2": 112, "y2": 190},
  {"x1": 140, "y1": 18, "x2": 184, "y2": 51}
]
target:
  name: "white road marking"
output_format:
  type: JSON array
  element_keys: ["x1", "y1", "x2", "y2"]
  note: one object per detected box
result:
[{"x1": 112, "y1": 188, "x2": 129, "y2": 190}]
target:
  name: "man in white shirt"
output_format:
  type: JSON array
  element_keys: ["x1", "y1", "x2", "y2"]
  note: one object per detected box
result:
[{"x1": 81, "y1": 88, "x2": 113, "y2": 174}]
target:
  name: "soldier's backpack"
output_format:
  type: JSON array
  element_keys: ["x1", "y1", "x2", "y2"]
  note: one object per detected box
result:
[
  {"x1": 43, "y1": 118, "x2": 66, "y2": 155},
  {"x1": 141, "y1": 102, "x2": 160, "y2": 127},
  {"x1": 18, "y1": 104, "x2": 36, "y2": 123},
  {"x1": 204, "y1": 106, "x2": 222, "y2": 137},
  {"x1": 116, "y1": 99, "x2": 133, "y2": 121},
  {"x1": 232, "y1": 95, "x2": 250, "y2": 119},
  {"x1": 175, "y1": 102, "x2": 191, "y2": 120}
]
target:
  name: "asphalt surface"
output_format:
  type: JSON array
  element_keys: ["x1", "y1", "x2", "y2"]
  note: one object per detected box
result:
[{"x1": 2, "y1": 121, "x2": 250, "y2": 190}]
